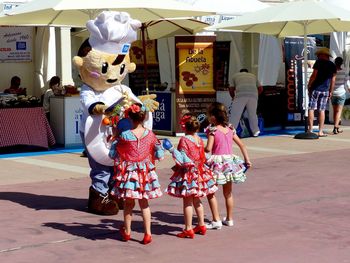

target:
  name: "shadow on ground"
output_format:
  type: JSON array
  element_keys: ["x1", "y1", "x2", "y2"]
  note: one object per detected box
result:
[
  {"x1": 42, "y1": 211, "x2": 183, "y2": 241},
  {"x1": 0, "y1": 192, "x2": 86, "y2": 212},
  {"x1": 43, "y1": 219, "x2": 121, "y2": 241}
]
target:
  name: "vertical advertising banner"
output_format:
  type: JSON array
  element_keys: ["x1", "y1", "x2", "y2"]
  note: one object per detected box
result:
[
  {"x1": 284, "y1": 37, "x2": 316, "y2": 125},
  {"x1": 128, "y1": 39, "x2": 160, "y2": 95},
  {"x1": 175, "y1": 36, "x2": 216, "y2": 133}
]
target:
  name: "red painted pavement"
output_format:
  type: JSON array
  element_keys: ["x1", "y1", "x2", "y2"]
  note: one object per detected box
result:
[{"x1": 0, "y1": 148, "x2": 350, "y2": 263}]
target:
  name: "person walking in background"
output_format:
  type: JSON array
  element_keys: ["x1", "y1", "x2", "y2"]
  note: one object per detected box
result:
[
  {"x1": 110, "y1": 103, "x2": 164, "y2": 245},
  {"x1": 331, "y1": 56, "x2": 350, "y2": 134},
  {"x1": 205, "y1": 102, "x2": 251, "y2": 230},
  {"x1": 163, "y1": 113, "x2": 218, "y2": 239},
  {"x1": 229, "y1": 69, "x2": 262, "y2": 137},
  {"x1": 307, "y1": 47, "x2": 337, "y2": 137}
]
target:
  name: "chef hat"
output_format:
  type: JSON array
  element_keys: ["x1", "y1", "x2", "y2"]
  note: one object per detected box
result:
[{"x1": 87, "y1": 11, "x2": 141, "y2": 55}]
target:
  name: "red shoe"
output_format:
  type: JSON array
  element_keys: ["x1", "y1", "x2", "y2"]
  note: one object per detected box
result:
[
  {"x1": 193, "y1": 225, "x2": 207, "y2": 235},
  {"x1": 176, "y1": 229, "x2": 195, "y2": 239},
  {"x1": 142, "y1": 234, "x2": 152, "y2": 245},
  {"x1": 119, "y1": 227, "x2": 131, "y2": 241}
]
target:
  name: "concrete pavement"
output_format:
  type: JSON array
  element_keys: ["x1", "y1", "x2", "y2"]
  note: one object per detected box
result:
[{"x1": 1, "y1": 124, "x2": 350, "y2": 263}]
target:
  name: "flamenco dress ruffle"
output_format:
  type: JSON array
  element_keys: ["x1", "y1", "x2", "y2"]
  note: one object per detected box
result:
[
  {"x1": 206, "y1": 154, "x2": 247, "y2": 184},
  {"x1": 112, "y1": 160, "x2": 162, "y2": 199},
  {"x1": 165, "y1": 163, "x2": 218, "y2": 198},
  {"x1": 110, "y1": 129, "x2": 164, "y2": 199}
]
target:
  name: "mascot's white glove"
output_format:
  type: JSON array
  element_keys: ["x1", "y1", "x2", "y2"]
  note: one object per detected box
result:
[
  {"x1": 120, "y1": 91, "x2": 133, "y2": 109},
  {"x1": 138, "y1": 94, "x2": 159, "y2": 112},
  {"x1": 92, "y1": 104, "x2": 108, "y2": 115}
]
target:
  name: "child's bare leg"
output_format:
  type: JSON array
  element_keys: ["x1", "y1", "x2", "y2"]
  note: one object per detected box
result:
[
  {"x1": 206, "y1": 193, "x2": 220, "y2": 221},
  {"x1": 223, "y1": 182, "x2": 233, "y2": 221},
  {"x1": 124, "y1": 198, "x2": 135, "y2": 234},
  {"x1": 193, "y1": 197, "x2": 205, "y2": 226},
  {"x1": 183, "y1": 196, "x2": 193, "y2": 230},
  {"x1": 138, "y1": 198, "x2": 151, "y2": 235}
]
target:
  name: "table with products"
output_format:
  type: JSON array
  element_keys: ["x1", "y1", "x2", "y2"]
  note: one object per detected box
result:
[{"x1": 0, "y1": 107, "x2": 56, "y2": 149}]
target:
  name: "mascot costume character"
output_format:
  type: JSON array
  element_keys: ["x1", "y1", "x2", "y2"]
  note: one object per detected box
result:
[{"x1": 73, "y1": 11, "x2": 158, "y2": 215}]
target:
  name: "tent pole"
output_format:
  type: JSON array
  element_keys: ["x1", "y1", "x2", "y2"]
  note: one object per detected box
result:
[
  {"x1": 303, "y1": 23, "x2": 308, "y2": 131},
  {"x1": 141, "y1": 24, "x2": 149, "y2": 95}
]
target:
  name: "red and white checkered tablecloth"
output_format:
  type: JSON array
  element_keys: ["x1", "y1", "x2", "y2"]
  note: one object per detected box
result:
[{"x1": 0, "y1": 107, "x2": 56, "y2": 149}]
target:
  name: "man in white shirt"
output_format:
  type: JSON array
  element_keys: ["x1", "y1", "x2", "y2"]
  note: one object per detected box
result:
[{"x1": 229, "y1": 69, "x2": 262, "y2": 137}]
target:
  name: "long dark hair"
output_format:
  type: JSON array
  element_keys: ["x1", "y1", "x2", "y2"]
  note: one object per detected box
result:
[{"x1": 207, "y1": 102, "x2": 229, "y2": 127}]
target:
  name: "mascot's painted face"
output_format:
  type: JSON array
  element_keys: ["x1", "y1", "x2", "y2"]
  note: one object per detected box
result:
[{"x1": 73, "y1": 48, "x2": 136, "y2": 92}]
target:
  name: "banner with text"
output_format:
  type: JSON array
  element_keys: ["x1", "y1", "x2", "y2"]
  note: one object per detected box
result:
[
  {"x1": 0, "y1": 26, "x2": 33, "y2": 62},
  {"x1": 176, "y1": 37, "x2": 215, "y2": 95},
  {"x1": 152, "y1": 92, "x2": 172, "y2": 132},
  {"x1": 284, "y1": 37, "x2": 316, "y2": 125},
  {"x1": 175, "y1": 36, "x2": 216, "y2": 133}
]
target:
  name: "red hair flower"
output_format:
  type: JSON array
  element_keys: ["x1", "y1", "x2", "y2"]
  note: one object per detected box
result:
[
  {"x1": 130, "y1": 104, "x2": 141, "y2": 113},
  {"x1": 180, "y1": 115, "x2": 192, "y2": 130}
]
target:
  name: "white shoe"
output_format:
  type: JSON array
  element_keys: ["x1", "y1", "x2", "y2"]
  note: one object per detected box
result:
[
  {"x1": 205, "y1": 220, "x2": 222, "y2": 230},
  {"x1": 222, "y1": 217, "x2": 234, "y2": 227},
  {"x1": 253, "y1": 131, "x2": 260, "y2": 137}
]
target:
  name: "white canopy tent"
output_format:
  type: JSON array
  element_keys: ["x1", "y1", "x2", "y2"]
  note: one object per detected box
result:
[
  {"x1": 34, "y1": 27, "x2": 57, "y2": 97},
  {"x1": 258, "y1": 34, "x2": 283, "y2": 86},
  {"x1": 208, "y1": 0, "x2": 350, "y2": 138},
  {"x1": 0, "y1": 0, "x2": 214, "y2": 94},
  {"x1": 158, "y1": 0, "x2": 270, "y2": 88},
  {"x1": 176, "y1": 0, "x2": 268, "y2": 17}
]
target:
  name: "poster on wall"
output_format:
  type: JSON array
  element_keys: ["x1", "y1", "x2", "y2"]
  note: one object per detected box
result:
[
  {"x1": 128, "y1": 39, "x2": 160, "y2": 95},
  {"x1": 176, "y1": 37, "x2": 215, "y2": 95},
  {"x1": 0, "y1": 26, "x2": 33, "y2": 62},
  {"x1": 175, "y1": 36, "x2": 216, "y2": 134},
  {"x1": 284, "y1": 37, "x2": 316, "y2": 125}
]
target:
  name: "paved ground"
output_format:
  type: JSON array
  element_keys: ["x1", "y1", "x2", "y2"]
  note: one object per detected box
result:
[{"x1": 1, "y1": 125, "x2": 350, "y2": 263}]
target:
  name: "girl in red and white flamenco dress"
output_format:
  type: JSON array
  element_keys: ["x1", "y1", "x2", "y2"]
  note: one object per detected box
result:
[
  {"x1": 110, "y1": 103, "x2": 164, "y2": 245},
  {"x1": 163, "y1": 113, "x2": 218, "y2": 239}
]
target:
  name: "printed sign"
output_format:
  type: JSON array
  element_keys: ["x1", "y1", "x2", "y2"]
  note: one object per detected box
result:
[
  {"x1": 176, "y1": 38, "x2": 215, "y2": 94},
  {"x1": 175, "y1": 36, "x2": 216, "y2": 133},
  {"x1": 284, "y1": 37, "x2": 316, "y2": 124},
  {"x1": 65, "y1": 99, "x2": 83, "y2": 146},
  {"x1": 0, "y1": 26, "x2": 33, "y2": 62},
  {"x1": 152, "y1": 92, "x2": 172, "y2": 131},
  {"x1": 175, "y1": 94, "x2": 216, "y2": 133}
]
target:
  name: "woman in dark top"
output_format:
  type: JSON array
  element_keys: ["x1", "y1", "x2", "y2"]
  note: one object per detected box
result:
[{"x1": 307, "y1": 47, "x2": 336, "y2": 137}]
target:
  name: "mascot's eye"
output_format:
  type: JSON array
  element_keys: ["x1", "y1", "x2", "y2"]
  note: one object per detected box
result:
[
  {"x1": 101, "y1": 62, "x2": 108, "y2": 74},
  {"x1": 120, "y1": 64, "x2": 125, "y2": 75}
]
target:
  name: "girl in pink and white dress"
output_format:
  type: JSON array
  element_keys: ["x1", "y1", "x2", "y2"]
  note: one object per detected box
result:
[
  {"x1": 205, "y1": 102, "x2": 251, "y2": 230},
  {"x1": 163, "y1": 113, "x2": 218, "y2": 239},
  {"x1": 110, "y1": 103, "x2": 164, "y2": 245}
]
